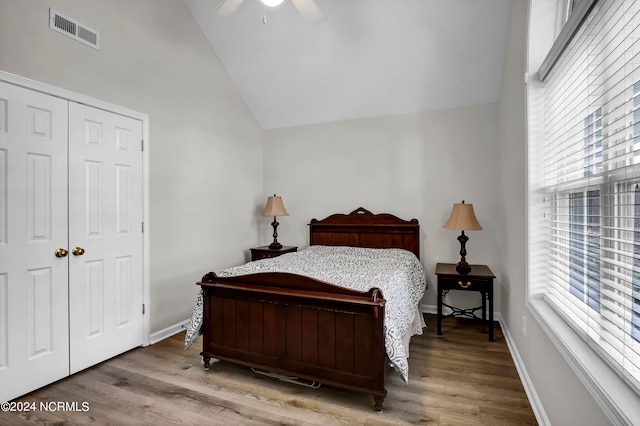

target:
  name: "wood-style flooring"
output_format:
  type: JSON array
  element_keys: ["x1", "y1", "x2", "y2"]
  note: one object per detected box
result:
[{"x1": 1, "y1": 314, "x2": 537, "y2": 425}]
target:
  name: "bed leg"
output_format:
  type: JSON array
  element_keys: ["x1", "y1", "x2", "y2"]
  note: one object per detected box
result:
[
  {"x1": 373, "y1": 396, "x2": 384, "y2": 412},
  {"x1": 202, "y1": 356, "x2": 211, "y2": 371}
]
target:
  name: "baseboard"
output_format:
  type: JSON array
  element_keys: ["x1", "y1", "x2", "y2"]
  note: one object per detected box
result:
[
  {"x1": 420, "y1": 304, "x2": 549, "y2": 425},
  {"x1": 149, "y1": 318, "x2": 191, "y2": 345},
  {"x1": 497, "y1": 315, "x2": 551, "y2": 426},
  {"x1": 420, "y1": 303, "x2": 436, "y2": 315}
]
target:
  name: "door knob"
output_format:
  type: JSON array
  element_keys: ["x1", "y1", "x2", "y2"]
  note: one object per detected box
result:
[
  {"x1": 55, "y1": 248, "x2": 69, "y2": 258},
  {"x1": 72, "y1": 247, "x2": 85, "y2": 256}
]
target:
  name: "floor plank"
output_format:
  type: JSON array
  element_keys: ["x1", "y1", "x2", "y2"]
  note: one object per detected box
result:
[{"x1": 0, "y1": 315, "x2": 537, "y2": 425}]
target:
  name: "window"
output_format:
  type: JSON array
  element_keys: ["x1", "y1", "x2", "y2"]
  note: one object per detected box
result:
[
  {"x1": 529, "y1": 0, "x2": 640, "y2": 407},
  {"x1": 567, "y1": 109, "x2": 602, "y2": 312},
  {"x1": 568, "y1": 189, "x2": 601, "y2": 312},
  {"x1": 632, "y1": 186, "x2": 640, "y2": 341}
]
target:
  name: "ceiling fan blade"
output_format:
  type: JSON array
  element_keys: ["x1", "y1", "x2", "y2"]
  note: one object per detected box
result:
[
  {"x1": 216, "y1": 0, "x2": 246, "y2": 17},
  {"x1": 290, "y1": 0, "x2": 325, "y2": 23}
]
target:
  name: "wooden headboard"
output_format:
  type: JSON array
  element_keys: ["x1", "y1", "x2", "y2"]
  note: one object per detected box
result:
[{"x1": 308, "y1": 207, "x2": 420, "y2": 259}]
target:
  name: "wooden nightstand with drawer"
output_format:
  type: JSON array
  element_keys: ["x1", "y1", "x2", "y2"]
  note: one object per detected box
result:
[
  {"x1": 250, "y1": 245, "x2": 297, "y2": 261},
  {"x1": 435, "y1": 262, "x2": 496, "y2": 341}
]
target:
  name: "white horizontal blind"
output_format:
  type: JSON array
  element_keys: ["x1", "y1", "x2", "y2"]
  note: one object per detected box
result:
[{"x1": 534, "y1": 0, "x2": 640, "y2": 394}]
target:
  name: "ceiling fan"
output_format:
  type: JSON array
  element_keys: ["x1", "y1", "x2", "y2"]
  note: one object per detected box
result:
[{"x1": 217, "y1": 0, "x2": 325, "y2": 23}]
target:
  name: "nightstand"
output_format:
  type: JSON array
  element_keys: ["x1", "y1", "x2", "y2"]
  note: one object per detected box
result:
[
  {"x1": 250, "y1": 245, "x2": 297, "y2": 261},
  {"x1": 435, "y1": 262, "x2": 496, "y2": 341}
]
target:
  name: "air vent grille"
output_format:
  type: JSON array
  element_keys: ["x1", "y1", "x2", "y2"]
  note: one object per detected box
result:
[
  {"x1": 77, "y1": 26, "x2": 98, "y2": 46},
  {"x1": 49, "y1": 8, "x2": 100, "y2": 50},
  {"x1": 53, "y1": 14, "x2": 76, "y2": 35}
]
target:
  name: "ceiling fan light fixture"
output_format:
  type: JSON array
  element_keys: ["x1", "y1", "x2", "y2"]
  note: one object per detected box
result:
[{"x1": 260, "y1": 0, "x2": 284, "y2": 6}]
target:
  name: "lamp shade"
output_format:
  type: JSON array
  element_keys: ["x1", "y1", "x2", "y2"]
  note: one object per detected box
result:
[
  {"x1": 262, "y1": 195, "x2": 289, "y2": 217},
  {"x1": 443, "y1": 201, "x2": 482, "y2": 231}
]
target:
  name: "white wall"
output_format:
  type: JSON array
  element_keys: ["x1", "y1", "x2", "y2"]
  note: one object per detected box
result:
[
  {"x1": 497, "y1": 0, "x2": 610, "y2": 424},
  {"x1": 0, "y1": 0, "x2": 264, "y2": 333},
  {"x1": 263, "y1": 105, "x2": 501, "y2": 309}
]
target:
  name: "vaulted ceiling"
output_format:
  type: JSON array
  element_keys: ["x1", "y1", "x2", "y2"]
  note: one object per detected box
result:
[{"x1": 184, "y1": 0, "x2": 511, "y2": 129}]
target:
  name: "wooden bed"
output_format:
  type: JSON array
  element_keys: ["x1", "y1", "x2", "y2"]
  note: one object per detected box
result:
[{"x1": 197, "y1": 207, "x2": 420, "y2": 411}]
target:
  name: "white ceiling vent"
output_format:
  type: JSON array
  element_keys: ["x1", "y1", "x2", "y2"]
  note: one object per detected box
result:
[{"x1": 49, "y1": 8, "x2": 100, "y2": 50}]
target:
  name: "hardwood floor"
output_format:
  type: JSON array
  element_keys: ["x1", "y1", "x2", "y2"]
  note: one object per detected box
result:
[{"x1": 1, "y1": 314, "x2": 537, "y2": 425}]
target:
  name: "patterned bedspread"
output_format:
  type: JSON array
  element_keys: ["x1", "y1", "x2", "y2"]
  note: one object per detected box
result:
[{"x1": 185, "y1": 245, "x2": 427, "y2": 383}]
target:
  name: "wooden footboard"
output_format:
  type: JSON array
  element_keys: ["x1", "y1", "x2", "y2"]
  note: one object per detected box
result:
[{"x1": 197, "y1": 271, "x2": 388, "y2": 411}]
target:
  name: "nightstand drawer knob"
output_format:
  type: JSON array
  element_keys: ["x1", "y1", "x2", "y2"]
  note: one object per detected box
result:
[{"x1": 458, "y1": 281, "x2": 472, "y2": 289}]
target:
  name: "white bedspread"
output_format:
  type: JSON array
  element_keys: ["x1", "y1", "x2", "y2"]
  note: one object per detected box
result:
[{"x1": 185, "y1": 245, "x2": 427, "y2": 383}]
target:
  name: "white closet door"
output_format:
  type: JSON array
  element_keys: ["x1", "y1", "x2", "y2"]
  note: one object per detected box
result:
[
  {"x1": 0, "y1": 82, "x2": 70, "y2": 402},
  {"x1": 68, "y1": 102, "x2": 144, "y2": 373}
]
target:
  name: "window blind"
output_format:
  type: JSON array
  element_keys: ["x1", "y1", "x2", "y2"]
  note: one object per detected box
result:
[{"x1": 532, "y1": 0, "x2": 640, "y2": 394}]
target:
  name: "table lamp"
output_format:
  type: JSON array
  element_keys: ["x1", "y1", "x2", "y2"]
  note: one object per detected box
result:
[
  {"x1": 443, "y1": 200, "x2": 482, "y2": 274},
  {"x1": 262, "y1": 194, "x2": 289, "y2": 249}
]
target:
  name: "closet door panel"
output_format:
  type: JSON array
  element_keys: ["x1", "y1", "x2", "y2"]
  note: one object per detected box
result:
[
  {"x1": 0, "y1": 82, "x2": 69, "y2": 402},
  {"x1": 68, "y1": 102, "x2": 144, "y2": 374}
]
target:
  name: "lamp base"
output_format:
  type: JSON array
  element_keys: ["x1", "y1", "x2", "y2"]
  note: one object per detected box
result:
[
  {"x1": 268, "y1": 216, "x2": 283, "y2": 250},
  {"x1": 455, "y1": 231, "x2": 471, "y2": 274},
  {"x1": 456, "y1": 261, "x2": 471, "y2": 275},
  {"x1": 268, "y1": 241, "x2": 283, "y2": 250}
]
